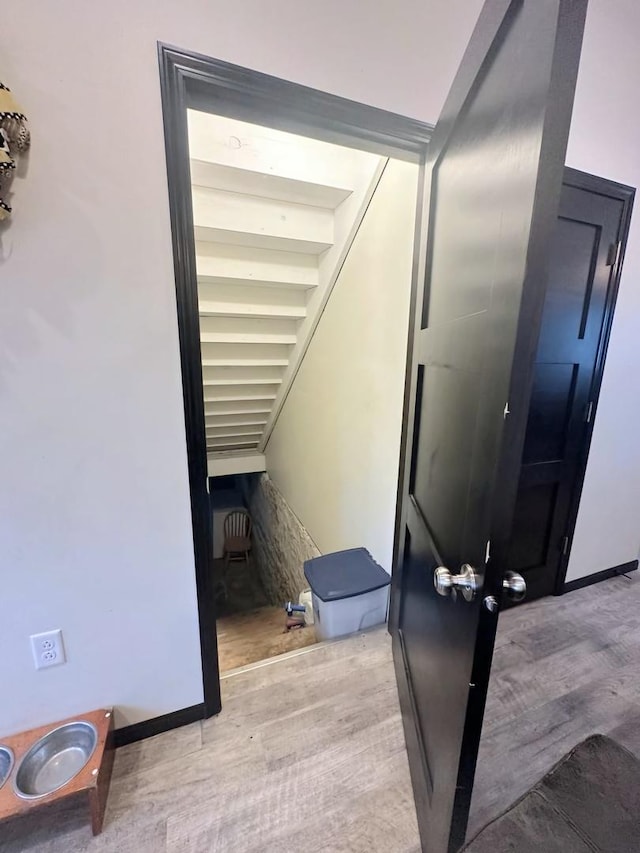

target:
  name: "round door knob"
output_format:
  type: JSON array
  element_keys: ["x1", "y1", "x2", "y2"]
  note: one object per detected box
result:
[
  {"x1": 434, "y1": 564, "x2": 478, "y2": 602},
  {"x1": 503, "y1": 570, "x2": 526, "y2": 602}
]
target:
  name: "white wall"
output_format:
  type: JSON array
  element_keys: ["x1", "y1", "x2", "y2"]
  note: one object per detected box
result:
[
  {"x1": 564, "y1": 0, "x2": 640, "y2": 581},
  {"x1": 1, "y1": 0, "x2": 638, "y2": 734},
  {"x1": 0, "y1": 0, "x2": 481, "y2": 735},
  {"x1": 266, "y1": 159, "x2": 418, "y2": 571}
]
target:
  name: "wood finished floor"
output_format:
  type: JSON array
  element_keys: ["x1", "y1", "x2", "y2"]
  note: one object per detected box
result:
[
  {"x1": 217, "y1": 606, "x2": 318, "y2": 672},
  {"x1": 2, "y1": 572, "x2": 639, "y2": 852},
  {"x1": 468, "y1": 571, "x2": 640, "y2": 839},
  {"x1": 0, "y1": 630, "x2": 420, "y2": 853}
]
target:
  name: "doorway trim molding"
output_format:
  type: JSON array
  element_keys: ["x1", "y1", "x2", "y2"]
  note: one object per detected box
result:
[
  {"x1": 157, "y1": 42, "x2": 433, "y2": 718},
  {"x1": 556, "y1": 167, "x2": 635, "y2": 593}
]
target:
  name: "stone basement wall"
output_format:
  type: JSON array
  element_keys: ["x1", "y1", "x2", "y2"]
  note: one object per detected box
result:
[{"x1": 239, "y1": 472, "x2": 320, "y2": 605}]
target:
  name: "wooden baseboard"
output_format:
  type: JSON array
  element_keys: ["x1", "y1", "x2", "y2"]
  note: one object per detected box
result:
[
  {"x1": 113, "y1": 703, "x2": 206, "y2": 748},
  {"x1": 563, "y1": 560, "x2": 638, "y2": 594}
]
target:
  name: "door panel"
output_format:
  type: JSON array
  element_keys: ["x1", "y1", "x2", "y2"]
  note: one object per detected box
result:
[
  {"x1": 412, "y1": 362, "x2": 480, "y2": 567},
  {"x1": 509, "y1": 482, "x2": 559, "y2": 571},
  {"x1": 391, "y1": 1, "x2": 588, "y2": 851},
  {"x1": 508, "y1": 178, "x2": 626, "y2": 601},
  {"x1": 522, "y1": 363, "x2": 578, "y2": 465}
]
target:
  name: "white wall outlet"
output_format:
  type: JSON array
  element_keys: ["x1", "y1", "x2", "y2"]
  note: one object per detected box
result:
[{"x1": 30, "y1": 629, "x2": 66, "y2": 670}]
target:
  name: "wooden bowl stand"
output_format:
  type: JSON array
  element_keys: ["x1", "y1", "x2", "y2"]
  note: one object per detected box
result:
[{"x1": 0, "y1": 708, "x2": 114, "y2": 836}]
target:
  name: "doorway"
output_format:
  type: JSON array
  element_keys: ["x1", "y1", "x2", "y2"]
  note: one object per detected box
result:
[
  {"x1": 508, "y1": 168, "x2": 634, "y2": 602},
  {"x1": 159, "y1": 41, "x2": 632, "y2": 715},
  {"x1": 159, "y1": 43, "x2": 431, "y2": 713},
  {"x1": 189, "y1": 110, "x2": 420, "y2": 673}
]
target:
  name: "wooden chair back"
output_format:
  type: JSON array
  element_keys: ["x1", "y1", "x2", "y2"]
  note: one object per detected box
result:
[{"x1": 224, "y1": 509, "x2": 252, "y2": 541}]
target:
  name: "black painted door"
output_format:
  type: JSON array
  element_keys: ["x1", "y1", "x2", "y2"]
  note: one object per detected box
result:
[
  {"x1": 390, "y1": 2, "x2": 587, "y2": 852},
  {"x1": 508, "y1": 172, "x2": 628, "y2": 601}
]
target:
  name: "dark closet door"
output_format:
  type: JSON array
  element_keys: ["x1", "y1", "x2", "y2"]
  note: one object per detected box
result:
[
  {"x1": 507, "y1": 171, "x2": 628, "y2": 601},
  {"x1": 390, "y1": 1, "x2": 587, "y2": 851}
]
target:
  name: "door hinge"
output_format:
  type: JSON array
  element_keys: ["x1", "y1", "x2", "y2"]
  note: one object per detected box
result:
[
  {"x1": 606, "y1": 241, "x2": 621, "y2": 267},
  {"x1": 585, "y1": 400, "x2": 594, "y2": 423},
  {"x1": 561, "y1": 535, "x2": 569, "y2": 556},
  {"x1": 485, "y1": 540, "x2": 491, "y2": 564},
  {"x1": 503, "y1": 402, "x2": 510, "y2": 419}
]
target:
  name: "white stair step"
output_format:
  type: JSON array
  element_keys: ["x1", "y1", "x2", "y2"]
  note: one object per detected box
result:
[
  {"x1": 207, "y1": 451, "x2": 266, "y2": 477},
  {"x1": 192, "y1": 187, "x2": 334, "y2": 255},
  {"x1": 205, "y1": 401, "x2": 273, "y2": 416},
  {"x1": 202, "y1": 376, "x2": 282, "y2": 387},
  {"x1": 202, "y1": 366, "x2": 284, "y2": 385},
  {"x1": 196, "y1": 242, "x2": 318, "y2": 289},
  {"x1": 206, "y1": 428, "x2": 264, "y2": 439},
  {"x1": 205, "y1": 410, "x2": 268, "y2": 422},
  {"x1": 203, "y1": 384, "x2": 279, "y2": 403},
  {"x1": 195, "y1": 226, "x2": 332, "y2": 255},
  {"x1": 200, "y1": 342, "x2": 291, "y2": 367},
  {"x1": 190, "y1": 161, "x2": 352, "y2": 209},
  {"x1": 201, "y1": 357, "x2": 289, "y2": 367},
  {"x1": 207, "y1": 439, "x2": 260, "y2": 450},
  {"x1": 200, "y1": 330, "x2": 296, "y2": 345},
  {"x1": 206, "y1": 410, "x2": 271, "y2": 419},
  {"x1": 205, "y1": 415, "x2": 268, "y2": 427},
  {"x1": 200, "y1": 316, "x2": 298, "y2": 346},
  {"x1": 187, "y1": 110, "x2": 379, "y2": 192},
  {"x1": 198, "y1": 299, "x2": 306, "y2": 321},
  {"x1": 207, "y1": 441, "x2": 262, "y2": 451},
  {"x1": 206, "y1": 435, "x2": 264, "y2": 446},
  {"x1": 198, "y1": 279, "x2": 307, "y2": 311},
  {"x1": 208, "y1": 447, "x2": 259, "y2": 456}
]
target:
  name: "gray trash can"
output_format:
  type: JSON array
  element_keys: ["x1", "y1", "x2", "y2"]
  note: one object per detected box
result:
[{"x1": 303, "y1": 548, "x2": 391, "y2": 641}]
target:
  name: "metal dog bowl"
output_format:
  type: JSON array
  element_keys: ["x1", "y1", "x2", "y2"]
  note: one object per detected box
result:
[
  {"x1": 0, "y1": 746, "x2": 14, "y2": 790},
  {"x1": 14, "y1": 721, "x2": 98, "y2": 799}
]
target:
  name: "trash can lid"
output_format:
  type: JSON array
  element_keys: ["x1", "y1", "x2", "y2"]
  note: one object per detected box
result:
[{"x1": 303, "y1": 548, "x2": 391, "y2": 602}]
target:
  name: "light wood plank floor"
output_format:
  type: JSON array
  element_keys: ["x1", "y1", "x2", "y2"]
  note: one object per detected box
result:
[
  {"x1": 468, "y1": 571, "x2": 640, "y2": 838},
  {"x1": 0, "y1": 630, "x2": 420, "y2": 853},
  {"x1": 2, "y1": 572, "x2": 639, "y2": 852}
]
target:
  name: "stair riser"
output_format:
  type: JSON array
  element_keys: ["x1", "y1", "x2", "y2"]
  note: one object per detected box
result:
[
  {"x1": 192, "y1": 187, "x2": 334, "y2": 255},
  {"x1": 198, "y1": 280, "x2": 307, "y2": 310},
  {"x1": 206, "y1": 430, "x2": 264, "y2": 440},
  {"x1": 196, "y1": 241, "x2": 318, "y2": 288},
  {"x1": 190, "y1": 160, "x2": 351, "y2": 209},
  {"x1": 205, "y1": 402, "x2": 273, "y2": 416},
  {"x1": 198, "y1": 301, "x2": 306, "y2": 321},
  {"x1": 202, "y1": 366, "x2": 284, "y2": 385},
  {"x1": 202, "y1": 384, "x2": 279, "y2": 402},
  {"x1": 205, "y1": 416, "x2": 267, "y2": 427},
  {"x1": 187, "y1": 110, "x2": 377, "y2": 192},
  {"x1": 200, "y1": 342, "x2": 292, "y2": 366}
]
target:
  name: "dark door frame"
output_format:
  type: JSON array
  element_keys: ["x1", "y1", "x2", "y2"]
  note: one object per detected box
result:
[
  {"x1": 157, "y1": 42, "x2": 433, "y2": 717},
  {"x1": 554, "y1": 167, "x2": 635, "y2": 593},
  {"x1": 157, "y1": 43, "x2": 634, "y2": 725}
]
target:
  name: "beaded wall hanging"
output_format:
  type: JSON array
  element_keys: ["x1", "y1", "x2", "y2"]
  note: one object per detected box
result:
[{"x1": 0, "y1": 82, "x2": 30, "y2": 220}]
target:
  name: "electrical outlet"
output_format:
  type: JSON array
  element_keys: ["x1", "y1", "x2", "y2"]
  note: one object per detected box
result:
[{"x1": 30, "y1": 629, "x2": 66, "y2": 670}]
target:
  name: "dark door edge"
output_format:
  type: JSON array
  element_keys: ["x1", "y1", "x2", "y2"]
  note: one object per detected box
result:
[
  {"x1": 563, "y1": 560, "x2": 638, "y2": 594},
  {"x1": 553, "y1": 168, "x2": 635, "y2": 594},
  {"x1": 157, "y1": 42, "x2": 433, "y2": 718},
  {"x1": 113, "y1": 704, "x2": 206, "y2": 748}
]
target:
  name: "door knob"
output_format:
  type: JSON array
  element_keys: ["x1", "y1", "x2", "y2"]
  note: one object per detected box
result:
[
  {"x1": 434, "y1": 564, "x2": 478, "y2": 602},
  {"x1": 483, "y1": 595, "x2": 499, "y2": 613},
  {"x1": 502, "y1": 570, "x2": 526, "y2": 602}
]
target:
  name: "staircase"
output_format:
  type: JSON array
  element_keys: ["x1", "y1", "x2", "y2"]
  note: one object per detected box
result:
[{"x1": 187, "y1": 111, "x2": 385, "y2": 475}]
